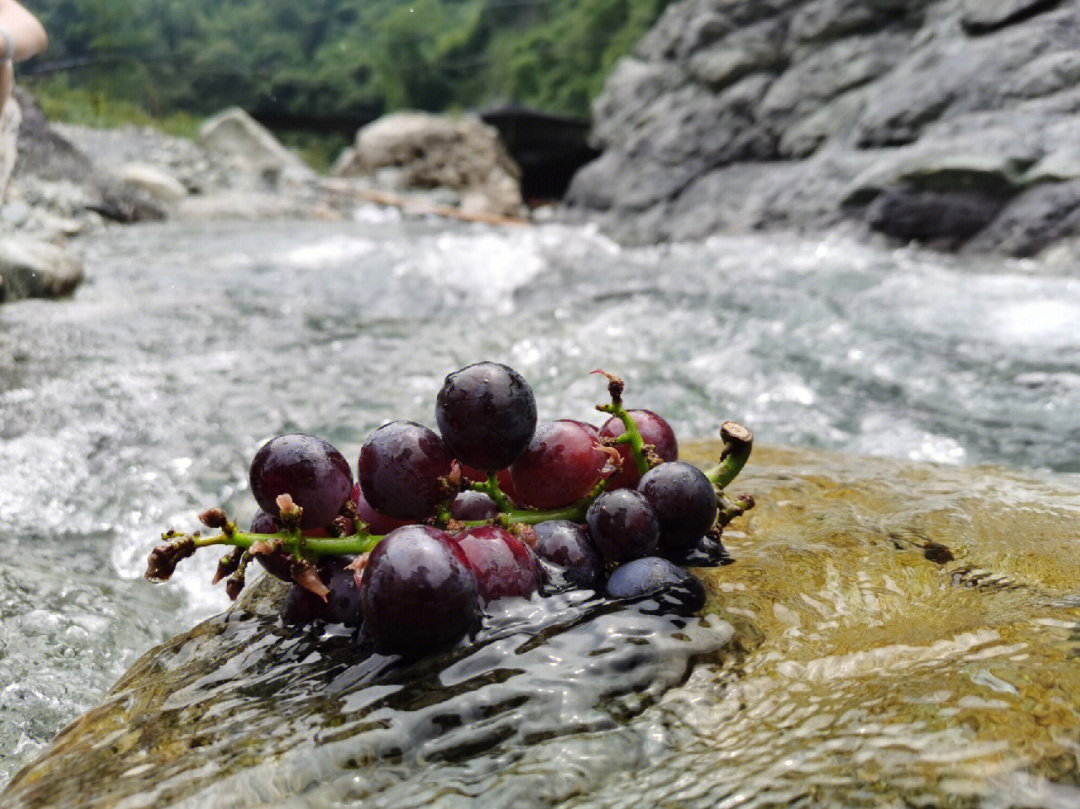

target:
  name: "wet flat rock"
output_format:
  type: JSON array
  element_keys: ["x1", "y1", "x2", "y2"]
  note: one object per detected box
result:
[{"x1": 7, "y1": 445, "x2": 1080, "y2": 808}]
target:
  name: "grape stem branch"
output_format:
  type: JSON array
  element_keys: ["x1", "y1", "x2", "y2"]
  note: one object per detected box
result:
[
  {"x1": 705, "y1": 421, "x2": 753, "y2": 489},
  {"x1": 470, "y1": 472, "x2": 517, "y2": 512},
  {"x1": 189, "y1": 530, "x2": 383, "y2": 558},
  {"x1": 593, "y1": 369, "x2": 650, "y2": 475},
  {"x1": 146, "y1": 375, "x2": 756, "y2": 601}
]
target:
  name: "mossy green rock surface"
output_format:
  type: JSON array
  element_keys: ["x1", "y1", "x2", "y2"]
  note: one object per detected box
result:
[{"x1": 6, "y1": 445, "x2": 1080, "y2": 808}]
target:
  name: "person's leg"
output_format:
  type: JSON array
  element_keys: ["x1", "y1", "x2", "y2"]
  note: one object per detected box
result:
[
  {"x1": 0, "y1": 60, "x2": 12, "y2": 109},
  {"x1": 0, "y1": 79, "x2": 19, "y2": 201}
]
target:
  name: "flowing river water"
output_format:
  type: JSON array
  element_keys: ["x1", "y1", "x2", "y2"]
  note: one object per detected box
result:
[{"x1": 1, "y1": 210, "x2": 1080, "y2": 801}]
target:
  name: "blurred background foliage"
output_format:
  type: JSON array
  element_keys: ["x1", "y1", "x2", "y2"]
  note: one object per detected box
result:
[{"x1": 24, "y1": 0, "x2": 674, "y2": 159}]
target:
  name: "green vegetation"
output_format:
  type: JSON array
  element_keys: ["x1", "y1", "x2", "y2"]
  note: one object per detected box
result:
[
  {"x1": 24, "y1": 0, "x2": 673, "y2": 134},
  {"x1": 33, "y1": 75, "x2": 203, "y2": 137}
]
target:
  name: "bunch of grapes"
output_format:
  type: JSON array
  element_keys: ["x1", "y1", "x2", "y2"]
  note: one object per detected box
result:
[{"x1": 146, "y1": 363, "x2": 754, "y2": 658}]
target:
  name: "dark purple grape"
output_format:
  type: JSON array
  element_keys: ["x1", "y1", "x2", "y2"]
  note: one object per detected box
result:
[
  {"x1": 436, "y1": 362, "x2": 537, "y2": 471},
  {"x1": 671, "y1": 534, "x2": 731, "y2": 568},
  {"x1": 250, "y1": 510, "x2": 281, "y2": 535},
  {"x1": 450, "y1": 490, "x2": 498, "y2": 521},
  {"x1": 360, "y1": 525, "x2": 479, "y2": 656},
  {"x1": 585, "y1": 489, "x2": 659, "y2": 564},
  {"x1": 354, "y1": 483, "x2": 414, "y2": 535},
  {"x1": 532, "y1": 520, "x2": 603, "y2": 589},
  {"x1": 281, "y1": 583, "x2": 327, "y2": 625},
  {"x1": 510, "y1": 421, "x2": 608, "y2": 509},
  {"x1": 249, "y1": 433, "x2": 354, "y2": 530},
  {"x1": 358, "y1": 421, "x2": 453, "y2": 520},
  {"x1": 598, "y1": 410, "x2": 678, "y2": 490},
  {"x1": 637, "y1": 461, "x2": 718, "y2": 556},
  {"x1": 283, "y1": 556, "x2": 364, "y2": 626},
  {"x1": 605, "y1": 557, "x2": 706, "y2": 613},
  {"x1": 454, "y1": 525, "x2": 539, "y2": 603}
]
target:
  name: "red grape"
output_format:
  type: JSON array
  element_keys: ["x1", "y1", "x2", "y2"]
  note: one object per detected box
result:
[
  {"x1": 249, "y1": 433, "x2": 354, "y2": 529},
  {"x1": 453, "y1": 525, "x2": 539, "y2": 602},
  {"x1": 598, "y1": 410, "x2": 678, "y2": 490},
  {"x1": 460, "y1": 464, "x2": 522, "y2": 504},
  {"x1": 249, "y1": 510, "x2": 351, "y2": 581},
  {"x1": 358, "y1": 421, "x2": 453, "y2": 520},
  {"x1": 460, "y1": 464, "x2": 488, "y2": 483},
  {"x1": 495, "y1": 468, "x2": 521, "y2": 504},
  {"x1": 558, "y1": 419, "x2": 599, "y2": 439},
  {"x1": 509, "y1": 421, "x2": 608, "y2": 509}
]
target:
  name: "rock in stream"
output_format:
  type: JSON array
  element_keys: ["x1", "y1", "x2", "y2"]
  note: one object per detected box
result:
[{"x1": 6, "y1": 443, "x2": 1080, "y2": 808}]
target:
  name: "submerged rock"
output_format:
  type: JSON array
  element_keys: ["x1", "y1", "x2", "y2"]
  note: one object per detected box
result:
[
  {"x1": 568, "y1": 0, "x2": 1080, "y2": 254},
  {"x1": 7, "y1": 444, "x2": 1080, "y2": 808}
]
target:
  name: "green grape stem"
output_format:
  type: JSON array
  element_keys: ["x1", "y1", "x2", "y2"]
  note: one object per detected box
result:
[
  {"x1": 147, "y1": 374, "x2": 755, "y2": 596},
  {"x1": 466, "y1": 473, "x2": 518, "y2": 512},
  {"x1": 191, "y1": 529, "x2": 383, "y2": 558},
  {"x1": 593, "y1": 370, "x2": 650, "y2": 476},
  {"x1": 171, "y1": 469, "x2": 618, "y2": 575},
  {"x1": 705, "y1": 421, "x2": 753, "y2": 489},
  {"x1": 152, "y1": 417, "x2": 753, "y2": 588}
]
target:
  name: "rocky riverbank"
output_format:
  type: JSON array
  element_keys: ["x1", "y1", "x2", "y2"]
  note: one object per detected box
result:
[
  {"x1": 566, "y1": 0, "x2": 1080, "y2": 257},
  {"x1": 0, "y1": 97, "x2": 527, "y2": 305}
]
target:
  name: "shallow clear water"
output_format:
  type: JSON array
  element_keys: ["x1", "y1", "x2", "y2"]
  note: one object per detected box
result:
[{"x1": 1, "y1": 210, "x2": 1079, "y2": 786}]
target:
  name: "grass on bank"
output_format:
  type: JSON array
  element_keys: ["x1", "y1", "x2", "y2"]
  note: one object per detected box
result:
[
  {"x1": 28, "y1": 75, "x2": 204, "y2": 139},
  {"x1": 24, "y1": 75, "x2": 349, "y2": 172}
]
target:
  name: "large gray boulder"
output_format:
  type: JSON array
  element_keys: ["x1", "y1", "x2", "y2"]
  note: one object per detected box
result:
[
  {"x1": 334, "y1": 111, "x2": 524, "y2": 217},
  {"x1": 567, "y1": 0, "x2": 1080, "y2": 254},
  {"x1": 197, "y1": 107, "x2": 315, "y2": 188}
]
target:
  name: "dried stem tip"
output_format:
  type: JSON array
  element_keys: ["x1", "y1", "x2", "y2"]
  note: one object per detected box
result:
[
  {"x1": 212, "y1": 547, "x2": 243, "y2": 585},
  {"x1": 720, "y1": 421, "x2": 753, "y2": 451},
  {"x1": 145, "y1": 536, "x2": 196, "y2": 582},
  {"x1": 225, "y1": 572, "x2": 246, "y2": 601},
  {"x1": 276, "y1": 493, "x2": 303, "y2": 527},
  {"x1": 199, "y1": 507, "x2": 229, "y2": 529},
  {"x1": 292, "y1": 561, "x2": 330, "y2": 601},
  {"x1": 590, "y1": 368, "x2": 624, "y2": 404}
]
